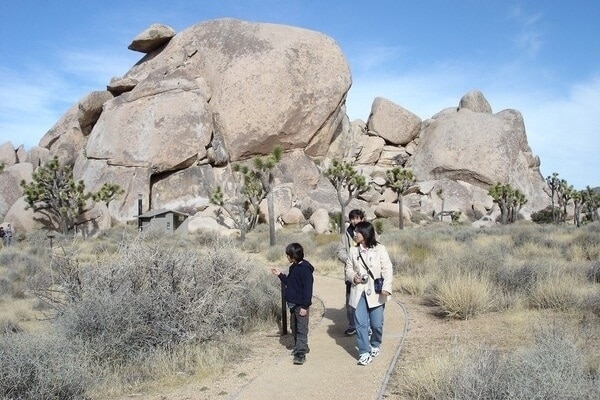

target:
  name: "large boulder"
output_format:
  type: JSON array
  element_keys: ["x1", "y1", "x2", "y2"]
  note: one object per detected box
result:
[
  {"x1": 0, "y1": 142, "x2": 16, "y2": 166},
  {"x1": 0, "y1": 163, "x2": 32, "y2": 220},
  {"x1": 115, "y1": 18, "x2": 351, "y2": 161},
  {"x1": 85, "y1": 69, "x2": 213, "y2": 172},
  {"x1": 39, "y1": 91, "x2": 113, "y2": 166},
  {"x1": 76, "y1": 18, "x2": 351, "y2": 223},
  {"x1": 408, "y1": 92, "x2": 549, "y2": 215},
  {"x1": 367, "y1": 97, "x2": 422, "y2": 145}
]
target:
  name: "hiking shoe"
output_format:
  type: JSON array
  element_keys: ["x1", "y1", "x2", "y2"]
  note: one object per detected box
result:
[
  {"x1": 293, "y1": 354, "x2": 306, "y2": 365},
  {"x1": 370, "y1": 347, "x2": 381, "y2": 358},
  {"x1": 291, "y1": 346, "x2": 310, "y2": 355},
  {"x1": 344, "y1": 327, "x2": 356, "y2": 336},
  {"x1": 357, "y1": 353, "x2": 372, "y2": 366}
]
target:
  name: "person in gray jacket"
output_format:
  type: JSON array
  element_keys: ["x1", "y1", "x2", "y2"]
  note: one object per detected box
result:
[{"x1": 337, "y1": 209, "x2": 365, "y2": 335}]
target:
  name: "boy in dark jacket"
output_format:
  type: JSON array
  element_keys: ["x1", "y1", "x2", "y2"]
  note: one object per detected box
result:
[{"x1": 271, "y1": 242, "x2": 314, "y2": 365}]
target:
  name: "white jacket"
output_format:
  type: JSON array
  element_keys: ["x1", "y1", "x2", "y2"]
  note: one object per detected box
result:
[{"x1": 344, "y1": 243, "x2": 393, "y2": 309}]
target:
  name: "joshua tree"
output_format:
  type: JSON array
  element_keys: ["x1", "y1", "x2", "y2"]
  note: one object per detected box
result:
[
  {"x1": 545, "y1": 172, "x2": 561, "y2": 223},
  {"x1": 21, "y1": 156, "x2": 122, "y2": 234},
  {"x1": 384, "y1": 167, "x2": 417, "y2": 230},
  {"x1": 556, "y1": 179, "x2": 573, "y2": 224},
  {"x1": 324, "y1": 158, "x2": 369, "y2": 233},
  {"x1": 436, "y1": 188, "x2": 445, "y2": 222},
  {"x1": 210, "y1": 164, "x2": 263, "y2": 242},
  {"x1": 253, "y1": 145, "x2": 283, "y2": 246},
  {"x1": 582, "y1": 186, "x2": 600, "y2": 222},
  {"x1": 488, "y1": 182, "x2": 527, "y2": 224},
  {"x1": 92, "y1": 183, "x2": 124, "y2": 208},
  {"x1": 572, "y1": 190, "x2": 583, "y2": 227}
]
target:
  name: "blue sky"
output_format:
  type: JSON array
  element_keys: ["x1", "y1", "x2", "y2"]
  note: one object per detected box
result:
[{"x1": 1, "y1": 1, "x2": 598, "y2": 189}]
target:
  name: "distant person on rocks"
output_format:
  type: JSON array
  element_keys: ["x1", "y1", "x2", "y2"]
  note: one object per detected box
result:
[
  {"x1": 0, "y1": 226, "x2": 5, "y2": 247},
  {"x1": 337, "y1": 209, "x2": 365, "y2": 335},
  {"x1": 5, "y1": 224, "x2": 13, "y2": 247},
  {"x1": 345, "y1": 221, "x2": 393, "y2": 366},
  {"x1": 271, "y1": 242, "x2": 315, "y2": 365}
]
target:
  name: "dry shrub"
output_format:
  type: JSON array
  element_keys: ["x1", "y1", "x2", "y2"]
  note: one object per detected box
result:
[
  {"x1": 0, "y1": 331, "x2": 90, "y2": 400},
  {"x1": 586, "y1": 261, "x2": 600, "y2": 283},
  {"x1": 432, "y1": 274, "x2": 494, "y2": 320},
  {"x1": 49, "y1": 236, "x2": 279, "y2": 366},
  {"x1": 400, "y1": 349, "x2": 456, "y2": 399},
  {"x1": 400, "y1": 321, "x2": 600, "y2": 399},
  {"x1": 397, "y1": 273, "x2": 433, "y2": 296},
  {"x1": 529, "y1": 274, "x2": 583, "y2": 311}
]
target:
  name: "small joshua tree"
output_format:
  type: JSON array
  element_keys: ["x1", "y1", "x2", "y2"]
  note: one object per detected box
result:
[
  {"x1": 488, "y1": 182, "x2": 528, "y2": 224},
  {"x1": 253, "y1": 145, "x2": 283, "y2": 246},
  {"x1": 324, "y1": 158, "x2": 369, "y2": 233},
  {"x1": 21, "y1": 156, "x2": 122, "y2": 234},
  {"x1": 384, "y1": 167, "x2": 417, "y2": 230}
]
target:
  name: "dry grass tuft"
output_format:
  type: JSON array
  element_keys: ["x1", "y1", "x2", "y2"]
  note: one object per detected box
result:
[{"x1": 432, "y1": 273, "x2": 495, "y2": 320}]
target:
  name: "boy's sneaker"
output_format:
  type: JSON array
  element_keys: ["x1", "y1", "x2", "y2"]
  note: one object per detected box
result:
[
  {"x1": 291, "y1": 346, "x2": 310, "y2": 355},
  {"x1": 357, "y1": 353, "x2": 372, "y2": 366},
  {"x1": 344, "y1": 327, "x2": 356, "y2": 335},
  {"x1": 293, "y1": 354, "x2": 306, "y2": 365},
  {"x1": 370, "y1": 347, "x2": 381, "y2": 358}
]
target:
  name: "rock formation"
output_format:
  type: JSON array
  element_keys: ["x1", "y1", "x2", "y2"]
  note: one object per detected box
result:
[{"x1": 0, "y1": 19, "x2": 553, "y2": 235}]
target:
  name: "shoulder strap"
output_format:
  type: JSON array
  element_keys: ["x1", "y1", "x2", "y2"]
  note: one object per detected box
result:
[{"x1": 358, "y1": 251, "x2": 375, "y2": 280}]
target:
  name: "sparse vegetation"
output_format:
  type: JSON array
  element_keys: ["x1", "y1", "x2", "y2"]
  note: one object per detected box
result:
[{"x1": 0, "y1": 221, "x2": 599, "y2": 399}]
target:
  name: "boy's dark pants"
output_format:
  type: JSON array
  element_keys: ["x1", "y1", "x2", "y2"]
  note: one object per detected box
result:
[{"x1": 291, "y1": 307, "x2": 309, "y2": 355}]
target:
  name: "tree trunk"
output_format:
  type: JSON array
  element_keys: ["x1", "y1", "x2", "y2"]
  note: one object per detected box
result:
[
  {"x1": 267, "y1": 190, "x2": 276, "y2": 246},
  {"x1": 398, "y1": 194, "x2": 404, "y2": 230}
]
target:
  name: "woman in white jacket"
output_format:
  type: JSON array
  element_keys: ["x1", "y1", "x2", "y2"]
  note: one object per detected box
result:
[{"x1": 344, "y1": 221, "x2": 393, "y2": 366}]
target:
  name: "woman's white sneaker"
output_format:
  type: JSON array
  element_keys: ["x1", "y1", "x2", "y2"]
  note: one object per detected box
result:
[
  {"x1": 357, "y1": 353, "x2": 372, "y2": 366},
  {"x1": 370, "y1": 347, "x2": 381, "y2": 358}
]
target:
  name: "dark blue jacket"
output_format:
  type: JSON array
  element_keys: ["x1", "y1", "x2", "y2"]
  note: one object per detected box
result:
[{"x1": 277, "y1": 259, "x2": 314, "y2": 309}]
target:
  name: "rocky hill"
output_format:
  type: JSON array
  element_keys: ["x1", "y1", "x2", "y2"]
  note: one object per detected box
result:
[{"x1": 0, "y1": 19, "x2": 550, "y2": 235}]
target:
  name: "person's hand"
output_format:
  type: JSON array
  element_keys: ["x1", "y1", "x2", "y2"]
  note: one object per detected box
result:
[
  {"x1": 271, "y1": 268, "x2": 281, "y2": 275},
  {"x1": 299, "y1": 308, "x2": 307, "y2": 317},
  {"x1": 353, "y1": 273, "x2": 362, "y2": 284},
  {"x1": 381, "y1": 290, "x2": 391, "y2": 296}
]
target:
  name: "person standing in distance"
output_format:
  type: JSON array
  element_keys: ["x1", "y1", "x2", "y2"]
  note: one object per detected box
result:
[
  {"x1": 345, "y1": 221, "x2": 393, "y2": 366},
  {"x1": 272, "y1": 242, "x2": 315, "y2": 365},
  {"x1": 337, "y1": 209, "x2": 365, "y2": 335},
  {"x1": 5, "y1": 224, "x2": 13, "y2": 247}
]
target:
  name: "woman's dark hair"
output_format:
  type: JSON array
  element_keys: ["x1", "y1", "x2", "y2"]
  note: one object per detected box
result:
[
  {"x1": 286, "y1": 242, "x2": 304, "y2": 263},
  {"x1": 354, "y1": 221, "x2": 378, "y2": 248}
]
